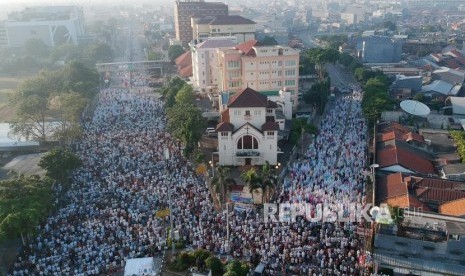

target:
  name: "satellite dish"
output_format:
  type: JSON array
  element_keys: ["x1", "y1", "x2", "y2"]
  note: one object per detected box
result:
[{"x1": 400, "y1": 100, "x2": 430, "y2": 116}]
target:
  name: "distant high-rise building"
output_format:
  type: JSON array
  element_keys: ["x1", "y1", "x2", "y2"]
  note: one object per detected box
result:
[
  {"x1": 174, "y1": 0, "x2": 228, "y2": 47},
  {"x1": 357, "y1": 36, "x2": 402, "y2": 63},
  {"x1": 5, "y1": 6, "x2": 84, "y2": 48}
]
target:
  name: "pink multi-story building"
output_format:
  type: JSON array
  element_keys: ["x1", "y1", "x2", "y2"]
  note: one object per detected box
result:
[{"x1": 216, "y1": 40, "x2": 300, "y2": 109}]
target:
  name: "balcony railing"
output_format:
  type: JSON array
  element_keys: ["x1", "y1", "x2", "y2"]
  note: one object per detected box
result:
[{"x1": 236, "y1": 150, "x2": 260, "y2": 157}]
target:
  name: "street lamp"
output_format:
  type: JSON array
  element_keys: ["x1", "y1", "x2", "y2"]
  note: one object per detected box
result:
[
  {"x1": 225, "y1": 202, "x2": 231, "y2": 259},
  {"x1": 209, "y1": 160, "x2": 215, "y2": 177},
  {"x1": 164, "y1": 147, "x2": 175, "y2": 257}
]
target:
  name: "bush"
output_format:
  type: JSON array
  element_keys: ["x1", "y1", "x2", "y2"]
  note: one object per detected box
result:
[{"x1": 205, "y1": 256, "x2": 223, "y2": 275}]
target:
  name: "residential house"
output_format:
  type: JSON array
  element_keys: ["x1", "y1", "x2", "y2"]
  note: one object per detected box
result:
[
  {"x1": 390, "y1": 75, "x2": 423, "y2": 99},
  {"x1": 376, "y1": 172, "x2": 465, "y2": 212},
  {"x1": 376, "y1": 143, "x2": 436, "y2": 175}
]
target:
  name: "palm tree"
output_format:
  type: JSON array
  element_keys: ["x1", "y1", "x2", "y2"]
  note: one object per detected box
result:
[
  {"x1": 211, "y1": 166, "x2": 231, "y2": 206},
  {"x1": 240, "y1": 168, "x2": 263, "y2": 204},
  {"x1": 260, "y1": 161, "x2": 278, "y2": 203}
]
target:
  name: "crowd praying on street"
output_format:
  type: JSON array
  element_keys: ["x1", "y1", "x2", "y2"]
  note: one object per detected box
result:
[{"x1": 10, "y1": 81, "x2": 371, "y2": 275}]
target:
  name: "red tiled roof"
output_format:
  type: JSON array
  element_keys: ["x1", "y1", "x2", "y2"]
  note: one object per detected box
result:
[
  {"x1": 377, "y1": 172, "x2": 407, "y2": 201},
  {"x1": 179, "y1": 64, "x2": 192, "y2": 77},
  {"x1": 407, "y1": 194, "x2": 433, "y2": 212},
  {"x1": 378, "y1": 122, "x2": 425, "y2": 143},
  {"x1": 377, "y1": 132, "x2": 396, "y2": 142},
  {"x1": 221, "y1": 108, "x2": 230, "y2": 123},
  {"x1": 175, "y1": 50, "x2": 191, "y2": 67},
  {"x1": 407, "y1": 176, "x2": 465, "y2": 203},
  {"x1": 439, "y1": 198, "x2": 465, "y2": 216},
  {"x1": 235, "y1": 39, "x2": 258, "y2": 57},
  {"x1": 456, "y1": 57, "x2": 465, "y2": 66},
  {"x1": 228, "y1": 87, "x2": 268, "y2": 108},
  {"x1": 449, "y1": 49, "x2": 464, "y2": 58},
  {"x1": 216, "y1": 122, "x2": 234, "y2": 132},
  {"x1": 377, "y1": 145, "x2": 436, "y2": 175},
  {"x1": 445, "y1": 60, "x2": 461, "y2": 70},
  {"x1": 175, "y1": 51, "x2": 192, "y2": 77},
  {"x1": 261, "y1": 121, "x2": 279, "y2": 131}
]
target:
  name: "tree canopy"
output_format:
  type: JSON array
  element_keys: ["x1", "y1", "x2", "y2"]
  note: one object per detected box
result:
[
  {"x1": 10, "y1": 62, "x2": 97, "y2": 143},
  {"x1": 167, "y1": 103, "x2": 205, "y2": 156},
  {"x1": 38, "y1": 148, "x2": 83, "y2": 185},
  {"x1": 0, "y1": 175, "x2": 53, "y2": 244},
  {"x1": 168, "y1": 45, "x2": 185, "y2": 63},
  {"x1": 361, "y1": 76, "x2": 394, "y2": 121},
  {"x1": 304, "y1": 48, "x2": 339, "y2": 81}
]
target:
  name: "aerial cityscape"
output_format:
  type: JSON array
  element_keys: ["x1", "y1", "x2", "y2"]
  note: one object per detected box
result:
[{"x1": 1, "y1": 0, "x2": 465, "y2": 275}]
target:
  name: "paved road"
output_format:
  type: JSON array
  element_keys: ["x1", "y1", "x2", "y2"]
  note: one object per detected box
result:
[{"x1": 325, "y1": 63, "x2": 357, "y2": 88}]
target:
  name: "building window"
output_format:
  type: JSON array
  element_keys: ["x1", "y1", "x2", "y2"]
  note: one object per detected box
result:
[
  {"x1": 221, "y1": 132, "x2": 228, "y2": 137},
  {"x1": 228, "y1": 71, "x2": 240, "y2": 78},
  {"x1": 278, "y1": 61, "x2": 282, "y2": 66},
  {"x1": 227, "y1": 61, "x2": 240, "y2": 68},
  {"x1": 237, "y1": 135, "x2": 258, "y2": 149},
  {"x1": 285, "y1": 69, "x2": 295, "y2": 76},
  {"x1": 285, "y1": 80, "x2": 295, "y2": 86},
  {"x1": 254, "y1": 110, "x2": 261, "y2": 116},
  {"x1": 267, "y1": 108, "x2": 273, "y2": 114},
  {"x1": 285, "y1": 60, "x2": 296, "y2": 66},
  {"x1": 267, "y1": 131, "x2": 274, "y2": 136},
  {"x1": 234, "y1": 110, "x2": 241, "y2": 116},
  {"x1": 229, "y1": 81, "x2": 240, "y2": 88},
  {"x1": 245, "y1": 110, "x2": 251, "y2": 116},
  {"x1": 278, "y1": 71, "x2": 282, "y2": 76}
]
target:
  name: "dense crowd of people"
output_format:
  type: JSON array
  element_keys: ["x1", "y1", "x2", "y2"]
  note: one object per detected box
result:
[{"x1": 10, "y1": 80, "x2": 370, "y2": 275}]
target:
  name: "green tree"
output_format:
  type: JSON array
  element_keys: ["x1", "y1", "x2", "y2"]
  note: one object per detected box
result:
[
  {"x1": 305, "y1": 48, "x2": 339, "y2": 81},
  {"x1": 223, "y1": 272, "x2": 238, "y2": 276},
  {"x1": 383, "y1": 21, "x2": 397, "y2": 32},
  {"x1": 211, "y1": 166, "x2": 231, "y2": 205},
  {"x1": 259, "y1": 35, "x2": 278, "y2": 46},
  {"x1": 361, "y1": 77, "x2": 394, "y2": 122},
  {"x1": 85, "y1": 43, "x2": 113, "y2": 63},
  {"x1": 225, "y1": 260, "x2": 249, "y2": 276},
  {"x1": 303, "y1": 78, "x2": 330, "y2": 114},
  {"x1": 62, "y1": 61, "x2": 99, "y2": 98},
  {"x1": 0, "y1": 175, "x2": 53, "y2": 245},
  {"x1": 162, "y1": 77, "x2": 187, "y2": 108},
  {"x1": 38, "y1": 148, "x2": 82, "y2": 185},
  {"x1": 175, "y1": 84, "x2": 195, "y2": 105},
  {"x1": 10, "y1": 95, "x2": 50, "y2": 142},
  {"x1": 259, "y1": 161, "x2": 278, "y2": 203},
  {"x1": 23, "y1": 38, "x2": 49, "y2": 58},
  {"x1": 51, "y1": 92, "x2": 88, "y2": 145},
  {"x1": 205, "y1": 256, "x2": 223, "y2": 275},
  {"x1": 167, "y1": 103, "x2": 206, "y2": 156},
  {"x1": 354, "y1": 67, "x2": 367, "y2": 81},
  {"x1": 168, "y1": 45, "x2": 185, "y2": 63},
  {"x1": 240, "y1": 168, "x2": 263, "y2": 203}
]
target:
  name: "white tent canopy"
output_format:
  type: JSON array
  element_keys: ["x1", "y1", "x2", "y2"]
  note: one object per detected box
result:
[{"x1": 124, "y1": 257, "x2": 156, "y2": 276}]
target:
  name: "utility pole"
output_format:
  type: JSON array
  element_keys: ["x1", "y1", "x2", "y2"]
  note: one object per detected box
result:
[
  {"x1": 226, "y1": 202, "x2": 230, "y2": 258},
  {"x1": 169, "y1": 188, "x2": 175, "y2": 257}
]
